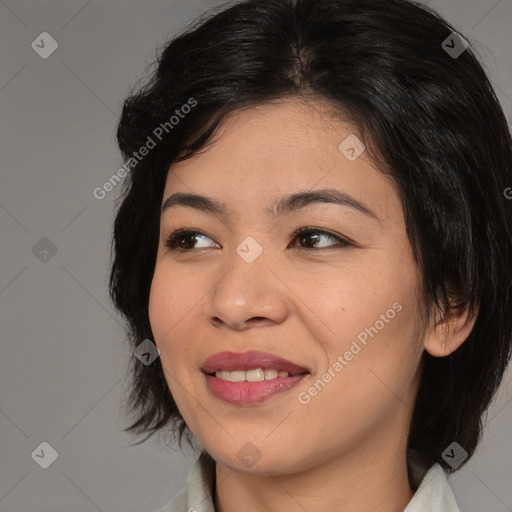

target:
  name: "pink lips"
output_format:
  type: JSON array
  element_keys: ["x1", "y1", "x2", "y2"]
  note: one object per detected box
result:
[
  {"x1": 201, "y1": 351, "x2": 310, "y2": 405},
  {"x1": 201, "y1": 350, "x2": 309, "y2": 374}
]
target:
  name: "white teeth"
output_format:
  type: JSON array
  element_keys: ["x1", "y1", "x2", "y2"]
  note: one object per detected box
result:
[
  {"x1": 214, "y1": 368, "x2": 289, "y2": 382},
  {"x1": 264, "y1": 369, "x2": 278, "y2": 380},
  {"x1": 230, "y1": 370, "x2": 246, "y2": 382},
  {"x1": 246, "y1": 368, "x2": 265, "y2": 382},
  {"x1": 216, "y1": 370, "x2": 232, "y2": 381}
]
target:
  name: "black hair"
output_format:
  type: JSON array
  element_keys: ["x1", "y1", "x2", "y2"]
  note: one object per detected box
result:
[{"x1": 109, "y1": 0, "x2": 512, "y2": 473}]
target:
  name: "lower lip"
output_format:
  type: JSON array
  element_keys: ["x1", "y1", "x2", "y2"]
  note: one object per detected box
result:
[{"x1": 204, "y1": 373, "x2": 308, "y2": 405}]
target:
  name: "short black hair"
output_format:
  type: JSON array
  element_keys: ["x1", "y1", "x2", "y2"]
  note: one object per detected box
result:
[{"x1": 109, "y1": 0, "x2": 512, "y2": 472}]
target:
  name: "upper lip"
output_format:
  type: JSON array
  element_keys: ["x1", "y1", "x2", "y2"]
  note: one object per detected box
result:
[{"x1": 201, "y1": 351, "x2": 310, "y2": 375}]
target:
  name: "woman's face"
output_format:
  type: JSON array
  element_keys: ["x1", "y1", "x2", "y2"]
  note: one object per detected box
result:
[{"x1": 149, "y1": 99, "x2": 428, "y2": 475}]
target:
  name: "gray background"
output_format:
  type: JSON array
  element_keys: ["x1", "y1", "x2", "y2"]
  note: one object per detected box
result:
[{"x1": 0, "y1": 0, "x2": 511, "y2": 511}]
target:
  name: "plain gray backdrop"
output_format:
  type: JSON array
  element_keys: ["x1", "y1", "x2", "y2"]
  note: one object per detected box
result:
[{"x1": 1, "y1": 0, "x2": 511, "y2": 511}]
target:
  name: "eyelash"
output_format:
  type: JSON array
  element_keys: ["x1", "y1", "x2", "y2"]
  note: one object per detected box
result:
[{"x1": 164, "y1": 227, "x2": 353, "y2": 252}]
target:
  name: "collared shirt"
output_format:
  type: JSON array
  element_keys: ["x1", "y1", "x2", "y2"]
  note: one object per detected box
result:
[{"x1": 155, "y1": 449, "x2": 461, "y2": 512}]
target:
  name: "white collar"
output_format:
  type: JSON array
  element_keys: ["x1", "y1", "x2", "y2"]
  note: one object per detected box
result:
[{"x1": 404, "y1": 462, "x2": 460, "y2": 511}]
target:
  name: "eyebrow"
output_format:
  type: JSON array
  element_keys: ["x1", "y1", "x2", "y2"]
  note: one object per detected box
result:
[{"x1": 161, "y1": 188, "x2": 380, "y2": 222}]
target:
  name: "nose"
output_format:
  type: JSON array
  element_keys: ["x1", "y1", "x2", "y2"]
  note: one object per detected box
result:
[{"x1": 205, "y1": 245, "x2": 289, "y2": 331}]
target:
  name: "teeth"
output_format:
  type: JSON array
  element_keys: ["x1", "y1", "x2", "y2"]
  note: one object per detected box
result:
[
  {"x1": 216, "y1": 370, "x2": 232, "y2": 381},
  {"x1": 230, "y1": 370, "x2": 245, "y2": 382},
  {"x1": 214, "y1": 368, "x2": 289, "y2": 382},
  {"x1": 246, "y1": 368, "x2": 265, "y2": 382},
  {"x1": 264, "y1": 369, "x2": 278, "y2": 380}
]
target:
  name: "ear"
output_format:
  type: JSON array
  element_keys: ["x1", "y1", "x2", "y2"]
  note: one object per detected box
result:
[{"x1": 424, "y1": 302, "x2": 479, "y2": 357}]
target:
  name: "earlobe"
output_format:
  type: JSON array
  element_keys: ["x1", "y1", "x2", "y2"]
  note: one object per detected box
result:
[{"x1": 424, "y1": 303, "x2": 478, "y2": 358}]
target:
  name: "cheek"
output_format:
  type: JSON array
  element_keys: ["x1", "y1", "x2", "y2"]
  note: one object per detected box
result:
[
  {"x1": 321, "y1": 298, "x2": 422, "y2": 405},
  {"x1": 294, "y1": 256, "x2": 418, "y2": 356},
  {"x1": 148, "y1": 264, "x2": 202, "y2": 366},
  {"x1": 296, "y1": 254, "x2": 423, "y2": 407},
  {"x1": 148, "y1": 265, "x2": 202, "y2": 414},
  {"x1": 148, "y1": 267, "x2": 172, "y2": 343},
  {"x1": 295, "y1": 309, "x2": 422, "y2": 452}
]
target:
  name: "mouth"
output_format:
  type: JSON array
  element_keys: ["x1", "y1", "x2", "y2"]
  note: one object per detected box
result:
[
  {"x1": 201, "y1": 351, "x2": 311, "y2": 405},
  {"x1": 203, "y1": 368, "x2": 309, "y2": 381}
]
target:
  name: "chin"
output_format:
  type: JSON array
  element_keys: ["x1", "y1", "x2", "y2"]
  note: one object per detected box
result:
[{"x1": 207, "y1": 440, "x2": 304, "y2": 475}]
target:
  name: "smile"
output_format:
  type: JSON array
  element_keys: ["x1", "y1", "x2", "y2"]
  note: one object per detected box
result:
[{"x1": 201, "y1": 351, "x2": 310, "y2": 405}]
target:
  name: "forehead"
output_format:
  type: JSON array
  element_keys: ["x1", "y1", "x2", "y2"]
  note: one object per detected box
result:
[{"x1": 162, "y1": 99, "x2": 401, "y2": 222}]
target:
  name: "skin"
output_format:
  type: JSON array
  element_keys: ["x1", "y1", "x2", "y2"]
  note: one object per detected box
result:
[{"x1": 148, "y1": 98, "x2": 476, "y2": 512}]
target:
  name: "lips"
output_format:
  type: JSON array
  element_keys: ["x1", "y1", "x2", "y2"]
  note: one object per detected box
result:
[
  {"x1": 201, "y1": 351, "x2": 311, "y2": 405},
  {"x1": 201, "y1": 350, "x2": 310, "y2": 375}
]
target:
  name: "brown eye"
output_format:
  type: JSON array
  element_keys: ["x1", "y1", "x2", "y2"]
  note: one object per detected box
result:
[
  {"x1": 165, "y1": 229, "x2": 218, "y2": 251},
  {"x1": 291, "y1": 228, "x2": 352, "y2": 249}
]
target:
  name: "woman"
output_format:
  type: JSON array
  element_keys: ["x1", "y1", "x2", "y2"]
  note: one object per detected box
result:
[{"x1": 109, "y1": 0, "x2": 512, "y2": 510}]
